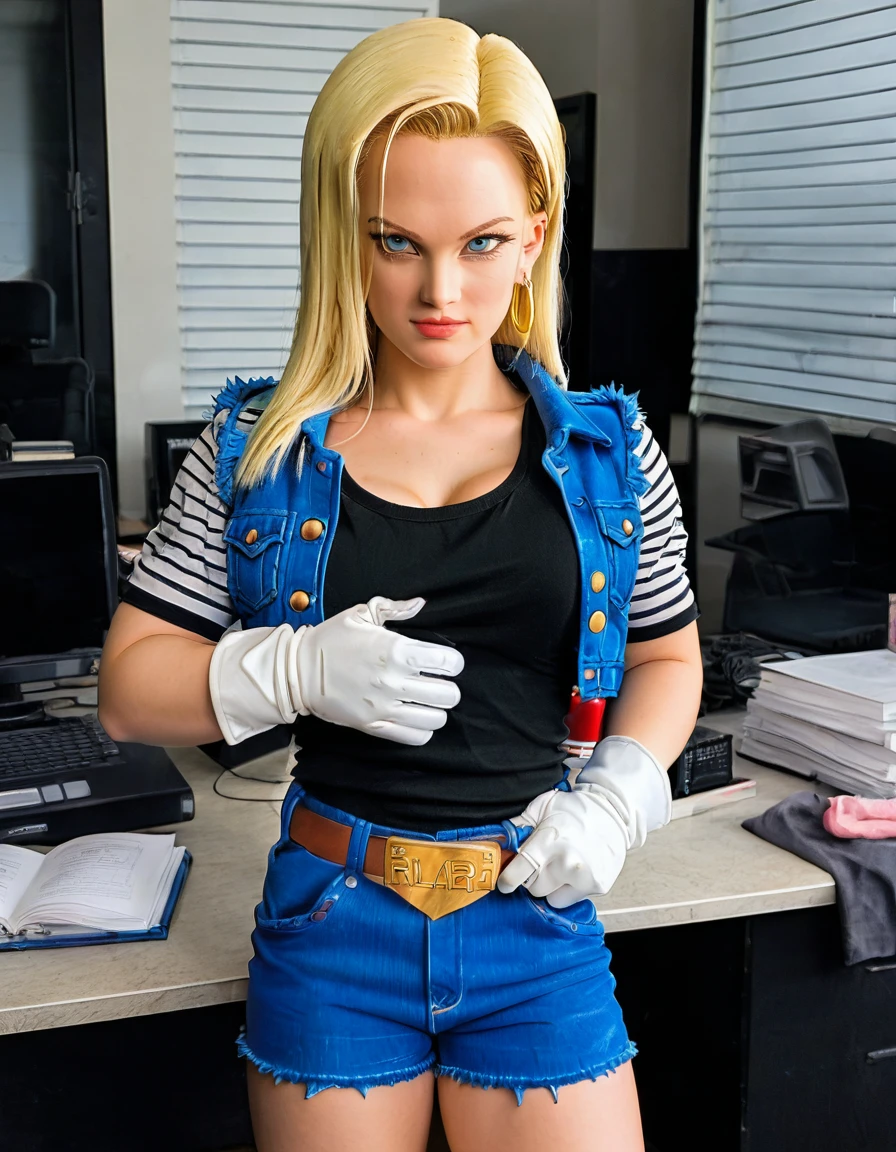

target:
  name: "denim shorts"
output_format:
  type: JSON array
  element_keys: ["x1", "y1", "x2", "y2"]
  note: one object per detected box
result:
[{"x1": 237, "y1": 781, "x2": 636, "y2": 1104}]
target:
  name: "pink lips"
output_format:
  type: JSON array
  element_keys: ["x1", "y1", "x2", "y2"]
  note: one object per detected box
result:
[{"x1": 412, "y1": 319, "x2": 468, "y2": 339}]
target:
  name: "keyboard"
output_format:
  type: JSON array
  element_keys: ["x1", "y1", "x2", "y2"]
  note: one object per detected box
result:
[{"x1": 0, "y1": 715, "x2": 119, "y2": 780}]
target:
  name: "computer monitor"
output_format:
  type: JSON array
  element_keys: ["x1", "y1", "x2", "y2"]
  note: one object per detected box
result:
[
  {"x1": 0, "y1": 457, "x2": 118, "y2": 690},
  {"x1": 145, "y1": 419, "x2": 207, "y2": 526}
]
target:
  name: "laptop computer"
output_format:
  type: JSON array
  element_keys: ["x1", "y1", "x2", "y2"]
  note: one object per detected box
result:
[{"x1": 0, "y1": 457, "x2": 194, "y2": 845}]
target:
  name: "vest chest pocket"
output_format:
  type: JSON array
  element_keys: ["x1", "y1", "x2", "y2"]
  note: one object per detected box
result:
[
  {"x1": 594, "y1": 503, "x2": 643, "y2": 610},
  {"x1": 224, "y1": 511, "x2": 292, "y2": 614}
]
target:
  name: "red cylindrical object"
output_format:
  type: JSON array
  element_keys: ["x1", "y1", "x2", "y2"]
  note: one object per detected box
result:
[{"x1": 562, "y1": 691, "x2": 606, "y2": 752}]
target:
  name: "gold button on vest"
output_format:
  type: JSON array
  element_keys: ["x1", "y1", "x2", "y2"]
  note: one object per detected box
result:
[
  {"x1": 588, "y1": 610, "x2": 607, "y2": 634},
  {"x1": 590, "y1": 571, "x2": 606, "y2": 594},
  {"x1": 583, "y1": 669, "x2": 596, "y2": 681},
  {"x1": 622, "y1": 519, "x2": 634, "y2": 536},
  {"x1": 289, "y1": 590, "x2": 311, "y2": 612},
  {"x1": 244, "y1": 529, "x2": 258, "y2": 545},
  {"x1": 300, "y1": 518, "x2": 325, "y2": 541}
]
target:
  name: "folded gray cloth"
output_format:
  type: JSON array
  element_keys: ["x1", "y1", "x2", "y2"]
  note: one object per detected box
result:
[{"x1": 743, "y1": 791, "x2": 896, "y2": 965}]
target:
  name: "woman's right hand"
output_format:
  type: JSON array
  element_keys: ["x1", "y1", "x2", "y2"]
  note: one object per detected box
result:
[{"x1": 208, "y1": 596, "x2": 464, "y2": 746}]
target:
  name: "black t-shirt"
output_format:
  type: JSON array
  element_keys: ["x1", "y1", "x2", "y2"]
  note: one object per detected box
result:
[{"x1": 293, "y1": 396, "x2": 582, "y2": 831}]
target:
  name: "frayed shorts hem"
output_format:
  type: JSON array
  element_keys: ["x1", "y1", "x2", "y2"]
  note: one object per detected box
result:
[
  {"x1": 434, "y1": 1041, "x2": 639, "y2": 1106},
  {"x1": 236, "y1": 1035, "x2": 436, "y2": 1099}
]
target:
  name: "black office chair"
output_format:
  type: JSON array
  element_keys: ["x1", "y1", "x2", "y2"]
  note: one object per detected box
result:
[{"x1": 0, "y1": 280, "x2": 95, "y2": 457}]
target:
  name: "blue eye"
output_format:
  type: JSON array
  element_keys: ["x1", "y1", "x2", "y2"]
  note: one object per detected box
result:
[
  {"x1": 466, "y1": 236, "x2": 498, "y2": 254},
  {"x1": 383, "y1": 234, "x2": 411, "y2": 253}
]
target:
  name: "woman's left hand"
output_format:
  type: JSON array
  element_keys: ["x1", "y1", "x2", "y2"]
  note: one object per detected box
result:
[
  {"x1": 497, "y1": 736, "x2": 673, "y2": 907},
  {"x1": 496, "y1": 785, "x2": 629, "y2": 907}
]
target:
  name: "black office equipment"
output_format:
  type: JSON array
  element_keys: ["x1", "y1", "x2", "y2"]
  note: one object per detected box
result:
[
  {"x1": 145, "y1": 418, "x2": 208, "y2": 526},
  {"x1": 667, "y1": 726, "x2": 733, "y2": 799},
  {"x1": 706, "y1": 419, "x2": 892, "y2": 653},
  {"x1": 0, "y1": 457, "x2": 194, "y2": 845},
  {"x1": 738, "y1": 419, "x2": 848, "y2": 522},
  {"x1": 0, "y1": 280, "x2": 95, "y2": 457}
]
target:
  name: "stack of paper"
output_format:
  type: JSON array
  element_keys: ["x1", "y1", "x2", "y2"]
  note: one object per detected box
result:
[
  {"x1": 10, "y1": 439, "x2": 75, "y2": 461},
  {"x1": 741, "y1": 650, "x2": 896, "y2": 798}
]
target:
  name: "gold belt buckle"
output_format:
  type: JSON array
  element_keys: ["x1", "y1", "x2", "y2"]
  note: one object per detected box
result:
[{"x1": 383, "y1": 836, "x2": 502, "y2": 920}]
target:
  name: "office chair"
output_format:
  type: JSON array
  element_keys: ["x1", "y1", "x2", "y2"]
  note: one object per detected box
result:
[{"x1": 0, "y1": 280, "x2": 95, "y2": 456}]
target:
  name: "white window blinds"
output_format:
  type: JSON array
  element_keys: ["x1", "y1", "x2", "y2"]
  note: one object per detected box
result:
[
  {"x1": 691, "y1": 0, "x2": 896, "y2": 431},
  {"x1": 170, "y1": 0, "x2": 436, "y2": 415}
]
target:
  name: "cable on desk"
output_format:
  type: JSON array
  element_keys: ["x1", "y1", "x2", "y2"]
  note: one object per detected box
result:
[{"x1": 212, "y1": 765, "x2": 289, "y2": 802}]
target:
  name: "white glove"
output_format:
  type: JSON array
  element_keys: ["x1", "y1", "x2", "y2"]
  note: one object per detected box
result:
[
  {"x1": 208, "y1": 595, "x2": 464, "y2": 746},
  {"x1": 497, "y1": 736, "x2": 672, "y2": 908}
]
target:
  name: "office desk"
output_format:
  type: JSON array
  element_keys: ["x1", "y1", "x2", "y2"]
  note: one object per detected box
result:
[
  {"x1": 2, "y1": 715, "x2": 868, "y2": 1152},
  {"x1": 1, "y1": 751, "x2": 289, "y2": 1035},
  {"x1": 0, "y1": 714, "x2": 834, "y2": 1034}
]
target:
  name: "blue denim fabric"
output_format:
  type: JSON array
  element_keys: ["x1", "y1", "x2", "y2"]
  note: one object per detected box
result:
[
  {"x1": 237, "y1": 781, "x2": 637, "y2": 1104},
  {"x1": 213, "y1": 347, "x2": 649, "y2": 701}
]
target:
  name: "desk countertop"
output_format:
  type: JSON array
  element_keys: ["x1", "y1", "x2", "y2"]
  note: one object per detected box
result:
[
  {"x1": 594, "y1": 708, "x2": 835, "y2": 931},
  {"x1": 0, "y1": 711, "x2": 836, "y2": 1034}
]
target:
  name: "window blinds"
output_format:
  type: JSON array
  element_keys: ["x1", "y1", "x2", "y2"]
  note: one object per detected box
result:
[
  {"x1": 691, "y1": 0, "x2": 896, "y2": 430},
  {"x1": 170, "y1": 0, "x2": 435, "y2": 415}
]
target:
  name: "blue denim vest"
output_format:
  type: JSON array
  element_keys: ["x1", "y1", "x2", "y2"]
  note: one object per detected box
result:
[{"x1": 212, "y1": 347, "x2": 648, "y2": 699}]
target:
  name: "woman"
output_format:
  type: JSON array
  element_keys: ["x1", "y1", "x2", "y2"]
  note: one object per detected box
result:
[{"x1": 99, "y1": 17, "x2": 702, "y2": 1152}]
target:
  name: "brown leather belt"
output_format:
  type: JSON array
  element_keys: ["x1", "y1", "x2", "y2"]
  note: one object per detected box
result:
[{"x1": 289, "y1": 804, "x2": 516, "y2": 880}]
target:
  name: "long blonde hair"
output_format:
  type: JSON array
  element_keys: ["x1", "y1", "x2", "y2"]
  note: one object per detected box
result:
[{"x1": 237, "y1": 17, "x2": 567, "y2": 488}]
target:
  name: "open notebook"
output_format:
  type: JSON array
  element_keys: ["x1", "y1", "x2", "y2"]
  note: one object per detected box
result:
[{"x1": 0, "y1": 831, "x2": 190, "y2": 950}]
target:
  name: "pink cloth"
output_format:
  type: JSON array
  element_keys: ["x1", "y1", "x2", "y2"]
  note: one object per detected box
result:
[{"x1": 824, "y1": 795, "x2": 896, "y2": 839}]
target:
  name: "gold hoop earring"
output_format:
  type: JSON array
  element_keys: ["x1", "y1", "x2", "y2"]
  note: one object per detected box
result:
[{"x1": 510, "y1": 274, "x2": 534, "y2": 340}]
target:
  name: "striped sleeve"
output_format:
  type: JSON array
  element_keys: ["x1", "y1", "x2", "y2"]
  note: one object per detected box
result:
[
  {"x1": 121, "y1": 403, "x2": 265, "y2": 641},
  {"x1": 626, "y1": 423, "x2": 698, "y2": 642}
]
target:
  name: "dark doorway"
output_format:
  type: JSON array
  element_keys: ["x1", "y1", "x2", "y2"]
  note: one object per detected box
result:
[{"x1": 0, "y1": 0, "x2": 115, "y2": 495}]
